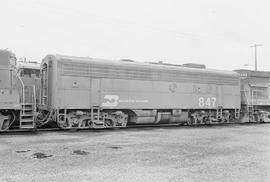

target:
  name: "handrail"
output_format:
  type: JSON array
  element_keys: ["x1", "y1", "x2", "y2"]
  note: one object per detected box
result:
[
  {"x1": 16, "y1": 72, "x2": 25, "y2": 107},
  {"x1": 33, "y1": 85, "x2": 36, "y2": 112},
  {"x1": 251, "y1": 90, "x2": 254, "y2": 106}
]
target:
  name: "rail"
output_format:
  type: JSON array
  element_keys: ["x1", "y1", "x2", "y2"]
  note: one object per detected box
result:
[{"x1": 1, "y1": 122, "x2": 270, "y2": 133}]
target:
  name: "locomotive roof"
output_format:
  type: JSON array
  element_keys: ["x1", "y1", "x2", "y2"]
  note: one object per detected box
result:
[
  {"x1": 43, "y1": 54, "x2": 239, "y2": 77},
  {"x1": 235, "y1": 69, "x2": 270, "y2": 78},
  {"x1": 0, "y1": 49, "x2": 16, "y2": 68},
  {"x1": 17, "y1": 61, "x2": 40, "y2": 70}
]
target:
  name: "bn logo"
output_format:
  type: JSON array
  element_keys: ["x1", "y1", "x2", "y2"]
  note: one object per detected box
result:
[{"x1": 102, "y1": 95, "x2": 119, "y2": 107}]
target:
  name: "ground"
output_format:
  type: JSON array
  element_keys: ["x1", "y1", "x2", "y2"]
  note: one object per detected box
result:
[{"x1": 0, "y1": 124, "x2": 270, "y2": 182}]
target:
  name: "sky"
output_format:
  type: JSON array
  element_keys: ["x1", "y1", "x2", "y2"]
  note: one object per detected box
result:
[{"x1": 0, "y1": 0, "x2": 270, "y2": 71}]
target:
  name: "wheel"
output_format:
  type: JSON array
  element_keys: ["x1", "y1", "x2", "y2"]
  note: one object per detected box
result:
[
  {"x1": 249, "y1": 115, "x2": 255, "y2": 122},
  {"x1": 203, "y1": 116, "x2": 210, "y2": 125},
  {"x1": 0, "y1": 112, "x2": 15, "y2": 131},
  {"x1": 57, "y1": 115, "x2": 70, "y2": 129}
]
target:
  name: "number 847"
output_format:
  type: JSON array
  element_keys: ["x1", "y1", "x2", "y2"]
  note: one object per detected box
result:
[{"x1": 198, "y1": 97, "x2": 216, "y2": 107}]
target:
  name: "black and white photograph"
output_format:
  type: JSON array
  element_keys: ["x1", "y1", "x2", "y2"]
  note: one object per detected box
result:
[{"x1": 0, "y1": 0, "x2": 270, "y2": 181}]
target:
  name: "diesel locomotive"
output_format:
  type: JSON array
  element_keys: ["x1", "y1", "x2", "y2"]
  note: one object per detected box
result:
[
  {"x1": 0, "y1": 50, "x2": 40, "y2": 131},
  {"x1": 235, "y1": 69, "x2": 270, "y2": 122},
  {"x1": 1, "y1": 50, "x2": 270, "y2": 131},
  {"x1": 37, "y1": 54, "x2": 241, "y2": 129}
]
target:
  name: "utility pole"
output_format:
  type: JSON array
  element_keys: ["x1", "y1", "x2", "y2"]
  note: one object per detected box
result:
[{"x1": 250, "y1": 44, "x2": 262, "y2": 71}]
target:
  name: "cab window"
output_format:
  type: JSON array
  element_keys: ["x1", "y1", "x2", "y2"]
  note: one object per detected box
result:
[{"x1": 20, "y1": 68, "x2": 40, "y2": 78}]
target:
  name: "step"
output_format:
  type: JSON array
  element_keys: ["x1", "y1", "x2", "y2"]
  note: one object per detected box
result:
[
  {"x1": 21, "y1": 119, "x2": 34, "y2": 123},
  {"x1": 21, "y1": 111, "x2": 33, "y2": 114},
  {"x1": 21, "y1": 122, "x2": 34, "y2": 126},
  {"x1": 93, "y1": 120, "x2": 104, "y2": 124},
  {"x1": 20, "y1": 119, "x2": 34, "y2": 122},
  {"x1": 21, "y1": 114, "x2": 34, "y2": 117},
  {"x1": 21, "y1": 108, "x2": 33, "y2": 111},
  {"x1": 22, "y1": 103, "x2": 34, "y2": 106},
  {"x1": 20, "y1": 120, "x2": 34, "y2": 126},
  {"x1": 20, "y1": 125, "x2": 35, "y2": 129},
  {"x1": 22, "y1": 108, "x2": 33, "y2": 111},
  {"x1": 20, "y1": 120, "x2": 34, "y2": 124},
  {"x1": 24, "y1": 101, "x2": 35, "y2": 104},
  {"x1": 92, "y1": 123, "x2": 105, "y2": 129},
  {"x1": 20, "y1": 112, "x2": 34, "y2": 116},
  {"x1": 22, "y1": 108, "x2": 34, "y2": 112},
  {"x1": 21, "y1": 107, "x2": 34, "y2": 110}
]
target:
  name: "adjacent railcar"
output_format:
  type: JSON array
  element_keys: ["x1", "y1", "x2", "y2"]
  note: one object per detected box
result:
[
  {"x1": 38, "y1": 55, "x2": 241, "y2": 129},
  {"x1": 236, "y1": 69, "x2": 270, "y2": 122},
  {"x1": 0, "y1": 50, "x2": 40, "y2": 131},
  {"x1": 0, "y1": 50, "x2": 20, "y2": 131}
]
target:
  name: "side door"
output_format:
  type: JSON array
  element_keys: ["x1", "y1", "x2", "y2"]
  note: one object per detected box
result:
[
  {"x1": 90, "y1": 78, "x2": 100, "y2": 106},
  {"x1": 216, "y1": 85, "x2": 224, "y2": 107}
]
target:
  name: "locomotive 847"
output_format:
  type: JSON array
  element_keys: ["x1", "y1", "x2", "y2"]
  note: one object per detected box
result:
[{"x1": 37, "y1": 55, "x2": 241, "y2": 129}]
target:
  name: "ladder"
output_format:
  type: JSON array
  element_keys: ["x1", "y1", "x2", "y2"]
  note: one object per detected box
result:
[
  {"x1": 247, "y1": 90, "x2": 255, "y2": 122},
  {"x1": 235, "y1": 108, "x2": 240, "y2": 119},
  {"x1": 216, "y1": 107, "x2": 223, "y2": 121},
  {"x1": 241, "y1": 88, "x2": 254, "y2": 122},
  {"x1": 91, "y1": 106, "x2": 104, "y2": 128},
  {"x1": 20, "y1": 85, "x2": 36, "y2": 129}
]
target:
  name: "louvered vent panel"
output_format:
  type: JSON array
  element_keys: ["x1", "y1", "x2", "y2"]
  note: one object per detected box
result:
[{"x1": 61, "y1": 61, "x2": 239, "y2": 85}]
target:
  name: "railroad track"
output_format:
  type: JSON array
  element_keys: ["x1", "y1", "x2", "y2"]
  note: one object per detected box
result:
[{"x1": 1, "y1": 122, "x2": 268, "y2": 134}]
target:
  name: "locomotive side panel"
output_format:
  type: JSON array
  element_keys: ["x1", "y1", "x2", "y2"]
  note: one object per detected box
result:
[
  {"x1": 99, "y1": 78, "x2": 240, "y2": 109},
  {"x1": 53, "y1": 59, "x2": 102, "y2": 109},
  {"x1": 222, "y1": 85, "x2": 241, "y2": 108},
  {"x1": 0, "y1": 70, "x2": 20, "y2": 109},
  {"x1": 57, "y1": 75, "x2": 92, "y2": 108},
  {"x1": 47, "y1": 57, "x2": 240, "y2": 111},
  {"x1": 0, "y1": 51, "x2": 20, "y2": 109},
  {"x1": 0, "y1": 50, "x2": 22, "y2": 131},
  {"x1": 0, "y1": 88, "x2": 20, "y2": 109},
  {"x1": 0, "y1": 69, "x2": 11, "y2": 88}
]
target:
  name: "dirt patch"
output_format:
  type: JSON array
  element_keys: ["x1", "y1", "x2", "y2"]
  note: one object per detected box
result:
[
  {"x1": 73, "y1": 150, "x2": 89, "y2": 155},
  {"x1": 32, "y1": 152, "x2": 53, "y2": 159},
  {"x1": 16, "y1": 150, "x2": 31, "y2": 153},
  {"x1": 109, "y1": 146, "x2": 122, "y2": 150}
]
